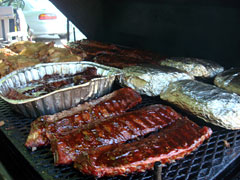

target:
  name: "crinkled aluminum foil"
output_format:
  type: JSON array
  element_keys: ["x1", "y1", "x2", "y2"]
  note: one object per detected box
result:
[
  {"x1": 214, "y1": 68, "x2": 240, "y2": 95},
  {"x1": 119, "y1": 65, "x2": 194, "y2": 96},
  {"x1": 0, "y1": 62, "x2": 122, "y2": 118},
  {"x1": 160, "y1": 80, "x2": 240, "y2": 130},
  {"x1": 159, "y1": 57, "x2": 224, "y2": 78}
]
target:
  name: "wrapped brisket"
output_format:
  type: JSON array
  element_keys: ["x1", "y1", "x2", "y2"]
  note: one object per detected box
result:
[
  {"x1": 119, "y1": 65, "x2": 194, "y2": 96},
  {"x1": 214, "y1": 68, "x2": 240, "y2": 95},
  {"x1": 159, "y1": 57, "x2": 224, "y2": 78},
  {"x1": 160, "y1": 80, "x2": 240, "y2": 130}
]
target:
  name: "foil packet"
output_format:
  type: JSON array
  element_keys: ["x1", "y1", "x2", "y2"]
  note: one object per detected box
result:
[
  {"x1": 159, "y1": 57, "x2": 224, "y2": 78},
  {"x1": 0, "y1": 62, "x2": 122, "y2": 118},
  {"x1": 119, "y1": 65, "x2": 194, "y2": 96},
  {"x1": 214, "y1": 68, "x2": 240, "y2": 95},
  {"x1": 160, "y1": 80, "x2": 240, "y2": 130}
]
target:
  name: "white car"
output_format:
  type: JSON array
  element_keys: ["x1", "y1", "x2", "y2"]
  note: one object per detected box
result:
[{"x1": 22, "y1": 0, "x2": 69, "y2": 38}]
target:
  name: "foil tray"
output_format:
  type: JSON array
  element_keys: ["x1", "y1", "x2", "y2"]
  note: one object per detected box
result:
[{"x1": 0, "y1": 62, "x2": 122, "y2": 118}]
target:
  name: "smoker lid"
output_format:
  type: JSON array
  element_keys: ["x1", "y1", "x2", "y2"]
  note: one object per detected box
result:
[{"x1": 50, "y1": 0, "x2": 240, "y2": 68}]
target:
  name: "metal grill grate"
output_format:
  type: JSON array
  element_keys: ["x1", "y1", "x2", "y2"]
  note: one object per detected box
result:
[{"x1": 0, "y1": 95, "x2": 240, "y2": 180}]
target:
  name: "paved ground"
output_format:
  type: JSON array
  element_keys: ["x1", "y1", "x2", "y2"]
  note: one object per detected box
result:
[
  {"x1": 34, "y1": 35, "x2": 68, "y2": 47},
  {"x1": 0, "y1": 27, "x2": 86, "y2": 48},
  {"x1": 33, "y1": 28, "x2": 86, "y2": 47}
]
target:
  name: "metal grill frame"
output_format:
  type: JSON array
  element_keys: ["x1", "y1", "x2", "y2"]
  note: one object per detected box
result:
[{"x1": 0, "y1": 94, "x2": 240, "y2": 180}]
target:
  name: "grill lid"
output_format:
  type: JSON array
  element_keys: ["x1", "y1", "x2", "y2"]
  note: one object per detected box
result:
[{"x1": 50, "y1": 0, "x2": 240, "y2": 68}]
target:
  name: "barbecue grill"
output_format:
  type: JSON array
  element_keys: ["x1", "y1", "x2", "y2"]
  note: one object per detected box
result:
[
  {"x1": 1, "y1": 0, "x2": 240, "y2": 179},
  {"x1": 1, "y1": 92, "x2": 240, "y2": 180}
]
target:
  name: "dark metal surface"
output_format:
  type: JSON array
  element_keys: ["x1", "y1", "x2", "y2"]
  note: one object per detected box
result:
[
  {"x1": 50, "y1": 0, "x2": 240, "y2": 68},
  {"x1": 0, "y1": 91, "x2": 240, "y2": 180}
]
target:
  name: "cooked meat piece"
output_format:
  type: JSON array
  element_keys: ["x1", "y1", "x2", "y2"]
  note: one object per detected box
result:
[
  {"x1": 69, "y1": 39, "x2": 118, "y2": 59},
  {"x1": 7, "y1": 41, "x2": 34, "y2": 53},
  {"x1": 25, "y1": 117, "x2": 48, "y2": 148},
  {"x1": 74, "y1": 39, "x2": 119, "y2": 50},
  {"x1": 25, "y1": 88, "x2": 142, "y2": 149},
  {"x1": 8, "y1": 67, "x2": 101, "y2": 100},
  {"x1": 50, "y1": 104, "x2": 182, "y2": 165},
  {"x1": 74, "y1": 117, "x2": 212, "y2": 177},
  {"x1": 68, "y1": 39, "x2": 164, "y2": 64},
  {"x1": 118, "y1": 48, "x2": 164, "y2": 63},
  {"x1": 6, "y1": 89, "x2": 32, "y2": 100},
  {"x1": 0, "y1": 48, "x2": 17, "y2": 56},
  {"x1": 0, "y1": 55, "x2": 39, "y2": 78},
  {"x1": 93, "y1": 54, "x2": 158, "y2": 69}
]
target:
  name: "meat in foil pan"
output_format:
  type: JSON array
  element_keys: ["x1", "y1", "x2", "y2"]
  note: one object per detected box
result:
[
  {"x1": 214, "y1": 68, "x2": 240, "y2": 95},
  {"x1": 160, "y1": 79, "x2": 240, "y2": 130},
  {"x1": 119, "y1": 65, "x2": 194, "y2": 96},
  {"x1": 159, "y1": 57, "x2": 224, "y2": 78},
  {"x1": 0, "y1": 62, "x2": 122, "y2": 117}
]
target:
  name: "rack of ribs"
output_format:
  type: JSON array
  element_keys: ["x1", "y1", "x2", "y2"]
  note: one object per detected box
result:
[
  {"x1": 74, "y1": 117, "x2": 212, "y2": 177},
  {"x1": 25, "y1": 88, "x2": 142, "y2": 149},
  {"x1": 69, "y1": 39, "x2": 119, "y2": 59},
  {"x1": 50, "y1": 104, "x2": 182, "y2": 165},
  {"x1": 93, "y1": 54, "x2": 160, "y2": 69},
  {"x1": 69, "y1": 39, "x2": 164, "y2": 63}
]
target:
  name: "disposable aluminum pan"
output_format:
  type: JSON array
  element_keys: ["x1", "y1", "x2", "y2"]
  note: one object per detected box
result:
[
  {"x1": 0, "y1": 62, "x2": 122, "y2": 118},
  {"x1": 119, "y1": 65, "x2": 194, "y2": 96},
  {"x1": 160, "y1": 80, "x2": 240, "y2": 130},
  {"x1": 214, "y1": 68, "x2": 240, "y2": 95},
  {"x1": 159, "y1": 57, "x2": 224, "y2": 78}
]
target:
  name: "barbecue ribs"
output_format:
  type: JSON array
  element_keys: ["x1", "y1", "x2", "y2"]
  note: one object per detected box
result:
[
  {"x1": 74, "y1": 117, "x2": 212, "y2": 177},
  {"x1": 25, "y1": 88, "x2": 142, "y2": 149},
  {"x1": 69, "y1": 39, "x2": 164, "y2": 66},
  {"x1": 50, "y1": 104, "x2": 182, "y2": 165}
]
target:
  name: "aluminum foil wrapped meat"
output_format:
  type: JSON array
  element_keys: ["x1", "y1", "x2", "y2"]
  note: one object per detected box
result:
[
  {"x1": 214, "y1": 68, "x2": 240, "y2": 95},
  {"x1": 159, "y1": 57, "x2": 224, "y2": 78},
  {"x1": 119, "y1": 65, "x2": 194, "y2": 96},
  {"x1": 160, "y1": 80, "x2": 240, "y2": 130}
]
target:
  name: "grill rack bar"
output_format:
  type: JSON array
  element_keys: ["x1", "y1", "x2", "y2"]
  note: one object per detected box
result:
[{"x1": 0, "y1": 94, "x2": 240, "y2": 180}]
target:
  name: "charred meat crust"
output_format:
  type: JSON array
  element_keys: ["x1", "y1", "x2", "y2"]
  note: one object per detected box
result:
[
  {"x1": 25, "y1": 88, "x2": 142, "y2": 149},
  {"x1": 50, "y1": 104, "x2": 182, "y2": 165},
  {"x1": 69, "y1": 39, "x2": 164, "y2": 66},
  {"x1": 74, "y1": 117, "x2": 212, "y2": 177}
]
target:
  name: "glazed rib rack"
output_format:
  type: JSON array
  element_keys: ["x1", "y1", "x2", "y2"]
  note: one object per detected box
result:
[
  {"x1": 1, "y1": 95, "x2": 240, "y2": 179},
  {"x1": 25, "y1": 88, "x2": 142, "y2": 149},
  {"x1": 50, "y1": 104, "x2": 181, "y2": 165}
]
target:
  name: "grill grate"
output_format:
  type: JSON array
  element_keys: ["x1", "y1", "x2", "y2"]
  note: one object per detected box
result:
[{"x1": 0, "y1": 95, "x2": 240, "y2": 180}]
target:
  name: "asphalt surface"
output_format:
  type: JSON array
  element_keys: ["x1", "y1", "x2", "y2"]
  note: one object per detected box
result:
[
  {"x1": 34, "y1": 35, "x2": 68, "y2": 47},
  {"x1": 33, "y1": 28, "x2": 86, "y2": 47}
]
